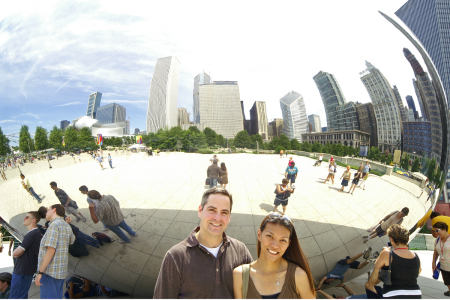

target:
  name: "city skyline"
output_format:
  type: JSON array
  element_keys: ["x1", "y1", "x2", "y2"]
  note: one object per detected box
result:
[{"x1": 1, "y1": 1, "x2": 429, "y2": 144}]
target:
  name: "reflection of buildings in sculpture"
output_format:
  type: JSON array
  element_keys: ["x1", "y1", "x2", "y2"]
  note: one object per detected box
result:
[
  {"x1": 406, "y1": 95, "x2": 419, "y2": 120},
  {"x1": 181, "y1": 123, "x2": 205, "y2": 131},
  {"x1": 404, "y1": 48, "x2": 443, "y2": 164},
  {"x1": 146, "y1": 56, "x2": 181, "y2": 133},
  {"x1": 280, "y1": 91, "x2": 309, "y2": 142},
  {"x1": 313, "y1": 71, "x2": 346, "y2": 131},
  {"x1": 198, "y1": 81, "x2": 243, "y2": 139},
  {"x1": 86, "y1": 92, "x2": 102, "y2": 119},
  {"x1": 360, "y1": 61, "x2": 402, "y2": 153},
  {"x1": 412, "y1": 79, "x2": 427, "y2": 121},
  {"x1": 72, "y1": 116, "x2": 128, "y2": 137},
  {"x1": 177, "y1": 108, "x2": 190, "y2": 127},
  {"x1": 355, "y1": 103, "x2": 378, "y2": 148},
  {"x1": 335, "y1": 102, "x2": 360, "y2": 131},
  {"x1": 193, "y1": 72, "x2": 211, "y2": 124},
  {"x1": 392, "y1": 85, "x2": 408, "y2": 122},
  {"x1": 60, "y1": 120, "x2": 70, "y2": 130},
  {"x1": 322, "y1": 127, "x2": 327, "y2": 132},
  {"x1": 269, "y1": 118, "x2": 283, "y2": 138},
  {"x1": 396, "y1": 0, "x2": 450, "y2": 104},
  {"x1": 241, "y1": 101, "x2": 252, "y2": 134},
  {"x1": 308, "y1": 114, "x2": 322, "y2": 133},
  {"x1": 250, "y1": 101, "x2": 269, "y2": 140},
  {"x1": 301, "y1": 129, "x2": 370, "y2": 148},
  {"x1": 407, "y1": 109, "x2": 415, "y2": 121},
  {"x1": 96, "y1": 103, "x2": 126, "y2": 124},
  {"x1": 403, "y1": 121, "x2": 432, "y2": 164}
]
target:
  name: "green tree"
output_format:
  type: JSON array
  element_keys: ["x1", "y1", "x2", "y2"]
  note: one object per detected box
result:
[
  {"x1": 401, "y1": 153, "x2": 410, "y2": 170},
  {"x1": 300, "y1": 142, "x2": 312, "y2": 152},
  {"x1": 188, "y1": 126, "x2": 200, "y2": 133},
  {"x1": 322, "y1": 143, "x2": 332, "y2": 154},
  {"x1": 203, "y1": 127, "x2": 217, "y2": 146},
  {"x1": 19, "y1": 125, "x2": 33, "y2": 153},
  {"x1": 78, "y1": 127, "x2": 96, "y2": 149},
  {"x1": 290, "y1": 139, "x2": 301, "y2": 150},
  {"x1": 216, "y1": 134, "x2": 226, "y2": 147},
  {"x1": 311, "y1": 142, "x2": 322, "y2": 153},
  {"x1": 411, "y1": 158, "x2": 420, "y2": 172},
  {"x1": 386, "y1": 154, "x2": 393, "y2": 165},
  {"x1": 427, "y1": 158, "x2": 436, "y2": 183},
  {"x1": 268, "y1": 137, "x2": 280, "y2": 150},
  {"x1": 114, "y1": 137, "x2": 123, "y2": 147},
  {"x1": 64, "y1": 127, "x2": 79, "y2": 150},
  {"x1": 234, "y1": 130, "x2": 251, "y2": 148},
  {"x1": 49, "y1": 126, "x2": 63, "y2": 150},
  {"x1": 34, "y1": 126, "x2": 49, "y2": 150},
  {"x1": 278, "y1": 134, "x2": 291, "y2": 150},
  {"x1": 0, "y1": 127, "x2": 10, "y2": 156},
  {"x1": 228, "y1": 138, "x2": 234, "y2": 147},
  {"x1": 250, "y1": 134, "x2": 264, "y2": 149},
  {"x1": 368, "y1": 147, "x2": 381, "y2": 162}
]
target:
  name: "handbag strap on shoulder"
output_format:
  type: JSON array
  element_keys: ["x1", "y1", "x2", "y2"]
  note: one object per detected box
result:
[{"x1": 242, "y1": 264, "x2": 250, "y2": 299}]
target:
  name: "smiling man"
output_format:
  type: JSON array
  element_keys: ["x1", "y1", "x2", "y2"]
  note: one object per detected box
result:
[{"x1": 153, "y1": 187, "x2": 253, "y2": 299}]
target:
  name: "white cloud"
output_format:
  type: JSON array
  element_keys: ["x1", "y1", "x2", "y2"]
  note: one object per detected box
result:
[
  {"x1": 0, "y1": 119, "x2": 18, "y2": 124},
  {"x1": 101, "y1": 100, "x2": 147, "y2": 104},
  {"x1": 55, "y1": 101, "x2": 83, "y2": 107},
  {"x1": 19, "y1": 112, "x2": 40, "y2": 119}
]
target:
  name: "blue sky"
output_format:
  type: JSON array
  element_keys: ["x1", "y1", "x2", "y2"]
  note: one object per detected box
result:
[{"x1": 1, "y1": 1, "x2": 426, "y2": 145}]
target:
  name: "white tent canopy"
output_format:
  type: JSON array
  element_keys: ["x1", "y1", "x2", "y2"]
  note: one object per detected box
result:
[{"x1": 128, "y1": 144, "x2": 146, "y2": 149}]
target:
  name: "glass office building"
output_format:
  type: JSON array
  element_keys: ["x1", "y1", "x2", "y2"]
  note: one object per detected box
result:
[
  {"x1": 96, "y1": 103, "x2": 126, "y2": 124},
  {"x1": 279, "y1": 91, "x2": 309, "y2": 142},
  {"x1": 403, "y1": 121, "x2": 432, "y2": 159},
  {"x1": 86, "y1": 92, "x2": 102, "y2": 118}
]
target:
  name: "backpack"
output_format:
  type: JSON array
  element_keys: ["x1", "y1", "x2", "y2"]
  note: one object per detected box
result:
[
  {"x1": 69, "y1": 241, "x2": 89, "y2": 257},
  {"x1": 92, "y1": 232, "x2": 112, "y2": 246}
]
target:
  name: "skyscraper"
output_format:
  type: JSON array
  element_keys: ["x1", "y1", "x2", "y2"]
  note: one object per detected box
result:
[
  {"x1": 193, "y1": 72, "x2": 211, "y2": 124},
  {"x1": 198, "y1": 81, "x2": 243, "y2": 139},
  {"x1": 308, "y1": 114, "x2": 322, "y2": 133},
  {"x1": 405, "y1": 95, "x2": 417, "y2": 116},
  {"x1": 392, "y1": 85, "x2": 408, "y2": 122},
  {"x1": 313, "y1": 71, "x2": 346, "y2": 131},
  {"x1": 177, "y1": 108, "x2": 190, "y2": 127},
  {"x1": 60, "y1": 120, "x2": 70, "y2": 130},
  {"x1": 396, "y1": 0, "x2": 450, "y2": 103},
  {"x1": 355, "y1": 103, "x2": 378, "y2": 148},
  {"x1": 135, "y1": 128, "x2": 140, "y2": 135},
  {"x1": 146, "y1": 56, "x2": 181, "y2": 133},
  {"x1": 360, "y1": 61, "x2": 402, "y2": 153},
  {"x1": 270, "y1": 119, "x2": 284, "y2": 138},
  {"x1": 279, "y1": 91, "x2": 308, "y2": 142},
  {"x1": 86, "y1": 92, "x2": 102, "y2": 118},
  {"x1": 335, "y1": 102, "x2": 360, "y2": 131},
  {"x1": 250, "y1": 101, "x2": 269, "y2": 139},
  {"x1": 96, "y1": 103, "x2": 126, "y2": 124}
]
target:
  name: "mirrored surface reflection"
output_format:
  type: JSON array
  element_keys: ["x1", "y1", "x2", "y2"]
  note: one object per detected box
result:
[{"x1": 1, "y1": 11, "x2": 449, "y2": 298}]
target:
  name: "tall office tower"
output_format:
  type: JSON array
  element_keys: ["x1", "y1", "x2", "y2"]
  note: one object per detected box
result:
[
  {"x1": 241, "y1": 101, "x2": 252, "y2": 134},
  {"x1": 335, "y1": 102, "x2": 360, "y2": 131},
  {"x1": 96, "y1": 103, "x2": 126, "y2": 124},
  {"x1": 193, "y1": 72, "x2": 211, "y2": 124},
  {"x1": 405, "y1": 95, "x2": 417, "y2": 115},
  {"x1": 412, "y1": 79, "x2": 427, "y2": 120},
  {"x1": 250, "y1": 101, "x2": 269, "y2": 139},
  {"x1": 322, "y1": 127, "x2": 327, "y2": 132},
  {"x1": 408, "y1": 109, "x2": 415, "y2": 121},
  {"x1": 146, "y1": 56, "x2": 181, "y2": 133},
  {"x1": 356, "y1": 103, "x2": 378, "y2": 148},
  {"x1": 270, "y1": 119, "x2": 284, "y2": 138},
  {"x1": 124, "y1": 120, "x2": 130, "y2": 135},
  {"x1": 308, "y1": 114, "x2": 322, "y2": 133},
  {"x1": 177, "y1": 108, "x2": 190, "y2": 127},
  {"x1": 134, "y1": 128, "x2": 140, "y2": 135},
  {"x1": 86, "y1": 92, "x2": 102, "y2": 118},
  {"x1": 313, "y1": 71, "x2": 346, "y2": 131},
  {"x1": 198, "y1": 81, "x2": 243, "y2": 139},
  {"x1": 392, "y1": 85, "x2": 408, "y2": 123},
  {"x1": 60, "y1": 120, "x2": 70, "y2": 130},
  {"x1": 396, "y1": 0, "x2": 450, "y2": 103},
  {"x1": 279, "y1": 91, "x2": 309, "y2": 142},
  {"x1": 241, "y1": 101, "x2": 246, "y2": 120},
  {"x1": 360, "y1": 61, "x2": 402, "y2": 153}
]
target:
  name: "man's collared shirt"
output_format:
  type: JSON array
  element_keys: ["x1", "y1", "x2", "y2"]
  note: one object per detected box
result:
[
  {"x1": 0, "y1": 286, "x2": 10, "y2": 299},
  {"x1": 37, "y1": 217, "x2": 75, "y2": 279},
  {"x1": 95, "y1": 195, "x2": 124, "y2": 226},
  {"x1": 153, "y1": 226, "x2": 253, "y2": 299}
]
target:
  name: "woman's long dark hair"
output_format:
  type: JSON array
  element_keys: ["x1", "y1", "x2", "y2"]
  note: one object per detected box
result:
[
  {"x1": 221, "y1": 162, "x2": 227, "y2": 172},
  {"x1": 257, "y1": 215, "x2": 315, "y2": 296}
]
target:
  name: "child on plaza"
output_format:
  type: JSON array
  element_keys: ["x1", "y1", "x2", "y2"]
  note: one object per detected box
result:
[{"x1": 285, "y1": 162, "x2": 298, "y2": 190}]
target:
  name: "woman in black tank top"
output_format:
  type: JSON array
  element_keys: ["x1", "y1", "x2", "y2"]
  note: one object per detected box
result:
[{"x1": 366, "y1": 224, "x2": 422, "y2": 299}]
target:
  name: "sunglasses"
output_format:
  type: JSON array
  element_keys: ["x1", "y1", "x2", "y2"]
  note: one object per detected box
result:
[
  {"x1": 268, "y1": 212, "x2": 293, "y2": 225},
  {"x1": 434, "y1": 229, "x2": 442, "y2": 233}
]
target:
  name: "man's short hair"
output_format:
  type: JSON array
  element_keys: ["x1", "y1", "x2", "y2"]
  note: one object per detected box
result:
[
  {"x1": 201, "y1": 187, "x2": 233, "y2": 212},
  {"x1": 431, "y1": 212, "x2": 441, "y2": 219},
  {"x1": 401, "y1": 207, "x2": 409, "y2": 216},
  {"x1": 433, "y1": 222, "x2": 449, "y2": 232},
  {"x1": 0, "y1": 272, "x2": 12, "y2": 286},
  {"x1": 79, "y1": 185, "x2": 88, "y2": 192},
  {"x1": 87, "y1": 190, "x2": 102, "y2": 200},
  {"x1": 50, "y1": 181, "x2": 57, "y2": 187},
  {"x1": 212, "y1": 159, "x2": 218, "y2": 164},
  {"x1": 20, "y1": 174, "x2": 25, "y2": 178}
]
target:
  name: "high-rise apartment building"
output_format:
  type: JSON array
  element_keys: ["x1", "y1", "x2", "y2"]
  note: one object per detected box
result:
[
  {"x1": 360, "y1": 61, "x2": 402, "y2": 153},
  {"x1": 308, "y1": 114, "x2": 322, "y2": 133},
  {"x1": 355, "y1": 103, "x2": 378, "y2": 148},
  {"x1": 60, "y1": 120, "x2": 70, "y2": 130},
  {"x1": 270, "y1": 119, "x2": 284, "y2": 138},
  {"x1": 279, "y1": 91, "x2": 308, "y2": 142},
  {"x1": 198, "y1": 81, "x2": 243, "y2": 139},
  {"x1": 193, "y1": 72, "x2": 211, "y2": 124},
  {"x1": 392, "y1": 85, "x2": 408, "y2": 123},
  {"x1": 313, "y1": 71, "x2": 346, "y2": 131},
  {"x1": 250, "y1": 101, "x2": 269, "y2": 139},
  {"x1": 177, "y1": 108, "x2": 190, "y2": 127},
  {"x1": 146, "y1": 56, "x2": 181, "y2": 133},
  {"x1": 408, "y1": 109, "x2": 415, "y2": 121},
  {"x1": 335, "y1": 102, "x2": 360, "y2": 131},
  {"x1": 96, "y1": 103, "x2": 126, "y2": 124},
  {"x1": 405, "y1": 95, "x2": 417, "y2": 116},
  {"x1": 396, "y1": 0, "x2": 450, "y2": 103},
  {"x1": 86, "y1": 92, "x2": 102, "y2": 118}
]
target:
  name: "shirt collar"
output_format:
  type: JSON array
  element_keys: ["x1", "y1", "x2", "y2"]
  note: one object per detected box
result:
[
  {"x1": 49, "y1": 216, "x2": 64, "y2": 225},
  {"x1": 186, "y1": 226, "x2": 229, "y2": 248},
  {"x1": 28, "y1": 227, "x2": 38, "y2": 233}
]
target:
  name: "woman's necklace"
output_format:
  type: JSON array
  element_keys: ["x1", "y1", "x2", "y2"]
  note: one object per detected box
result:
[{"x1": 261, "y1": 261, "x2": 283, "y2": 286}]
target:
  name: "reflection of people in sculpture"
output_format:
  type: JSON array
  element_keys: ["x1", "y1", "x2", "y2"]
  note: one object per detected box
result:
[
  {"x1": 316, "y1": 284, "x2": 360, "y2": 299},
  {"x1": 363, "y1": 207, "x2": 409, "y2": 243},
  {"x1": 418, "y1": 179, "x2": 429, "y2": 198},
  {"x1": 409, "y1": 209, "x2": 433, "y2": 235},
  {"x1": 65, "y1": 276, "x2": 125, "y2": 298},
  {"x1": 315, "y1": 248, "x2": 374, "y2": 290}
]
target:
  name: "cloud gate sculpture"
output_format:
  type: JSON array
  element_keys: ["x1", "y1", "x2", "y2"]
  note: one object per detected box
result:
[{"x1": 1, "y1": 11, "x2": 449, "y2": 298}]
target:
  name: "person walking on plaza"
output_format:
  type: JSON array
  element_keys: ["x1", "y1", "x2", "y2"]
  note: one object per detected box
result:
[
  {"x1": 358, "y1": 173, "x2": 371, "y2": 190},
  {"x1": 210, "y1": 154, "x2": 219, "y2": 164},
  {"x1": 35, "y1": 204, "x2": 76, "y2": 299},
  {"x1": 207, "y1": 160, "x2": 226, "y2": 188},
  {"x1": 87, "y1": 190, "x2": 137, "y2": 244},
  {"x1": 21, "y1": 174, "x2": 42, "y2": 203},
  {"x1": 362, "y1": 161, "x2": 371, "y2": 177},
  {"x1": 219, "y1": 162, "x2": 228, "y2": 189},
  {"x1": 107, "y1": 153, "x2": 113, "y2": 169},
  {"x1": 0, "y1": 168, "x2": 6, "y2": 181},
  {"x1": 348, "y1": 171, "x2": 362, "y2": 195},
  {"x1": 339, "y1": 166, "x2": 352, "y2": 193},
  {"x1": 96, "y1": 154, "x2": 103, "y2": 169},
  {"x1": 432, "y1": 222, "x2": 450, "y2": 297},
  {"x1": 50, "y1": 182, "x2": 86, "y2": 222},
  {"x1": 153, "y1": 187, "x2": 253, "y2": 298},
  {"x1": 79, "y1": 186, "x2": 108, "y2": 231},
  {"x1": 233, "y1": 212, "x2": 315, "y2": 299},
  {"x1": 365, "y1": 224, "x2": 421, "y2": 299},
  {"x1": 285, "y1": 162, "x2": 298, "y2": 189},
  {"x1": 318, "y1": 153, "x2": 323, "y2": 166},
  {"x1": 363, "y1": 207, "x2": 409, "y2": 243},
  {"x1": 273, "y1": 179, "x2": 293, "y2": 215},
  {"x1": 77, "y1": 152, "x2": 81, "y2": 162},
  {"x1": 9, "y1": 211, "x2": 43, "y2": 299},
  {"x1": 0, "y1": 273, "x2": 12, "y2": 299},
  {"x1": 323, "y1": 163, "x2": 335, "y2": 184},
  {"x1": 288, "y1": 156, "x2": 294, "y2": 167},
  {"x1": 419, "y1": 179, "x2": 429, "y2": 198},
  {"x1": 279, "y1": 149, "x2": 284, "y2": 158}
]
